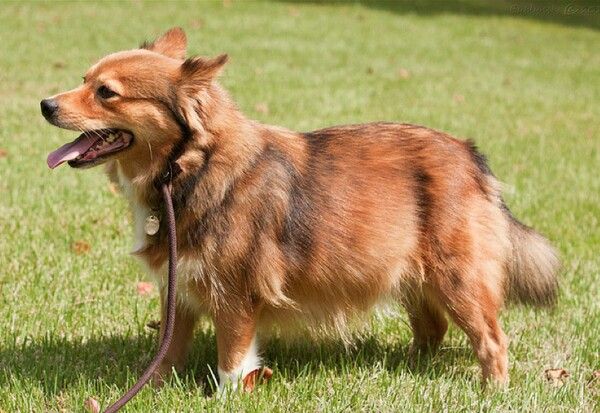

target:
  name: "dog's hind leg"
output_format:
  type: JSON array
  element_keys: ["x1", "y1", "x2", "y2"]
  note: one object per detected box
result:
[
  {"x1": 433, "y1": 268, "x2": 509, "y2": 385},
  {"x1": 401, "y1": 286, "x2": 448, "y2": 356}
]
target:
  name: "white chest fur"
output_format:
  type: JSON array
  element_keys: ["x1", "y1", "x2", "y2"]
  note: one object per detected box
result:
[
  {"x1": 116, "y1": 164, "x2": 205, "y2": 313},
  {"x1": 116, "y1": 166, "x2": 152, "y2": 253}
]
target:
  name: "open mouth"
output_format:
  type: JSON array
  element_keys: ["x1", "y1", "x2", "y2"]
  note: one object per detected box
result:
[{"x1": 47, "y1": 129, "x2": 133, "y2": 169}]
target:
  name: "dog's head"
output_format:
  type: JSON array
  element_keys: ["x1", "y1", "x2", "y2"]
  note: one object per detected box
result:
[{"x1": 42, "y1": 27, "x2": 227, "y2": 170}]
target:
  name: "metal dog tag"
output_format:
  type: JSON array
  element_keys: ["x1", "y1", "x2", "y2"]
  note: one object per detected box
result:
[{"x1": 144, "y1": 214, "x2": 160, "y2": 235}]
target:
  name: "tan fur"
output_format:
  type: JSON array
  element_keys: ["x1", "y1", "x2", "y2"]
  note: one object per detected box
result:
[{"x1": 43, "y1": 28, "x2": 559, "y2": 387}]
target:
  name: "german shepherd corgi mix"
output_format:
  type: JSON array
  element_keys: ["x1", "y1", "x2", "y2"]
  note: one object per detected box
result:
[{"x1": 42, "y1": 28, "x2": 559, "y2": 389}]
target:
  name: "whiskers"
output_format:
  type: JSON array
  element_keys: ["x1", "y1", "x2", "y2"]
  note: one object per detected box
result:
[
  {"x1": 58, "y1": 114, "x2": 109, "y2": 142},
  {"x1": 88, "y1": 129, "x2": 107, "y2": 142},
  {"x1": 147, "y1": 140, "x2": 154, "y2": 162}
]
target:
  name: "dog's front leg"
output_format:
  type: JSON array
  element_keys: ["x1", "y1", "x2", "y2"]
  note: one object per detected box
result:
[
  {"x1": 151, "y1": 288, "x2": 199, "y2": 387},
  {"x1": 214, "y1": 305, "x2": 270, "y2": 392}
]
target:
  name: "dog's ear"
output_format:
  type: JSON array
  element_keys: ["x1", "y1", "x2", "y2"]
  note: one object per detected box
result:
[
  {"x1": 179, "y1": 54, "x2": 229, "y2": 87},
  {"x1": 175, "y1": 54, "x2": 229, "y2": 142},
  {"x1": 140, "y1": 27, "x2": 187, "y2": 60}
]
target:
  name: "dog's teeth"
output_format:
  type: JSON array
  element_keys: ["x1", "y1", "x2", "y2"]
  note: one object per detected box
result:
[{"x1": 107, "y1": 133, "x2": 116, "y2": 142}]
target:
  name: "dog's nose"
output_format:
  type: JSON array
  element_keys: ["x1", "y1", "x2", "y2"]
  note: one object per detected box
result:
[{"x1": 40, "y1": 98, "x2": 59, "y2": 119}]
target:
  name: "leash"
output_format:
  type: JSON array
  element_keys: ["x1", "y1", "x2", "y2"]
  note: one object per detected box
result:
[{"x1": 104, "y1": 171, "x2": 177, "y2": 413}]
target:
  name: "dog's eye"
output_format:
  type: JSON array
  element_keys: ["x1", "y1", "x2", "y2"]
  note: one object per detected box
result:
[{"x1": 97, "y1": 85, "x2": 118, "y2": 99}]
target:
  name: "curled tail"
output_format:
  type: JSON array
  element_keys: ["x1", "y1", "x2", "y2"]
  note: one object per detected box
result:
[{"x1": 505, "y1": 209, "x2": 560, "y2": 306}]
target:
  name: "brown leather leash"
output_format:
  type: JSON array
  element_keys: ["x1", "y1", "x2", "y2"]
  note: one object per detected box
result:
[{"x1": 104, "y1": 172, "x2": 177, "y2": 413}]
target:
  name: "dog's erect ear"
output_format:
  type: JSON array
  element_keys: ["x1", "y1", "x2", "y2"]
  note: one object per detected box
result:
[
  {"x1": 140, "y1": 27, "x2": 187, "y2": 60},
  {"x1": 179, "y1": 54, "x2": 229, "y2": 86}
]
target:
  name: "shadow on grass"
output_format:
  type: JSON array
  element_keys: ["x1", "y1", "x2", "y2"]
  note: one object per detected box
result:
[
  {"x1": 278, "y1": 0, "x2": 600, "y2": 31},
  {"x1": 263, "y1": 334, "x2": 474, "y2": 381},
  {"x1": 0, "y1": 328, "x2": 475, "y2": 397},
  {"x1": 0, "y1": 330, "x2": 216, "y2": 396}
]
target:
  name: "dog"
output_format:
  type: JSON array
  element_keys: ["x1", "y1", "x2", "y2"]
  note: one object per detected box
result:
[{"x1": 41, "y1": 27, "x2": 559, "y2": 390}]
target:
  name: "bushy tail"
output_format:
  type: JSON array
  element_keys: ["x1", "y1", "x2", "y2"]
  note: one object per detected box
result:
[{"x1": 505, "y1": 213, "x2": 560, "y2": 306}]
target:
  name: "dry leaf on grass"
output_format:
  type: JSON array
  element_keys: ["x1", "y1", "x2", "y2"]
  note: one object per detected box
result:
[
  {"x1": 72, "y1": 240, "x2": 91, "y2": 255},
  {"x1": 397, "y1": 68, "x2": 411, "y2": 79},
  {"x1": 83, "y1": 397, "x2": 100, "y2": 413},
  {"x1": 545, "y1": 368, "x2": 570, "y2": 387},
  {"x1": 136, "y1": 281, "x2": 154, "y2": 296},
  {"x1": 254, "y1": 103, "x2": 269, "y2": 115},
  {"x1": 0, "y1": 149, "x2": 7, "y2": 158},
  {"x1": 588, "y1": 370, "x2": 600, "y2": 386},
  {"x1": 453, "y1": 94, "x2": 465, "y2": 103},
  {"x1": 288, "y1": 6, "x2": 300, "y2": 17},
  {"x1": 243, "y1": 366, "x2": 273, "y2": 392},
  {"x1": 147, "y1": 319, "x2": 161, "y2": 330},
  {"x1": 189, "y1": 18, "x2": 204, "y2": 29}
]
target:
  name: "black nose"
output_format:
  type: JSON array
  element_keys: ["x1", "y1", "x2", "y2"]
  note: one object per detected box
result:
[{"x1": 40, "y1": 98, "x2": 59, "y2": 120}]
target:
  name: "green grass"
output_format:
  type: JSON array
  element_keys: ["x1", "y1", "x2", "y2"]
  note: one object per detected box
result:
[{"x1": 1, "y1": 0, "x2": 599, "y2": 411}]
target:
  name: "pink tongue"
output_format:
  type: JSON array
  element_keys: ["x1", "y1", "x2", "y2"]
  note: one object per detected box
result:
[{"x1": 47, "y1": 134, "x2": 99, "y2": 169}]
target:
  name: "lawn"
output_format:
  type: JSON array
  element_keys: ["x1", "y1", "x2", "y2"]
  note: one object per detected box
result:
[{"x1": 0, "y1": 0, "x2": 598, "y2": 411}]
